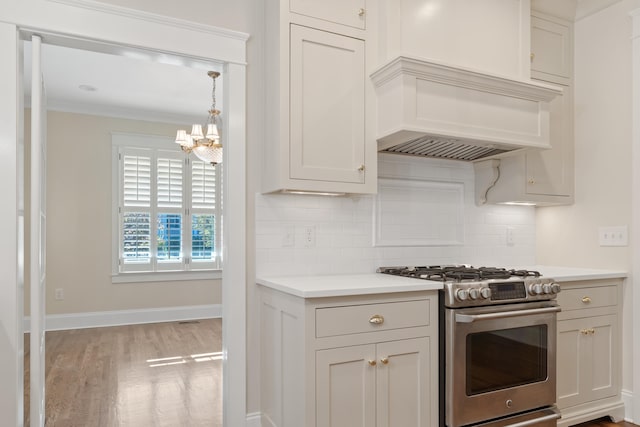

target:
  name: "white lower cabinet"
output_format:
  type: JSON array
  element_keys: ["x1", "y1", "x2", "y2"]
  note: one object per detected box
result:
[
  {"x1": 557, "y1": 315, "x2": 617, "y2": 408},
  {"x1": 556, "y1": 280, "x2": 624, "y2": 427},
  {"x1": 316, "y1": 337, "x2": 432, "y2": 427},
  {"x1": 259, "y1": 288, "x2": 438, "y2": 427}
]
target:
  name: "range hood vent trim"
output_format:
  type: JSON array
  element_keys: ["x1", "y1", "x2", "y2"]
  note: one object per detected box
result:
[
  {"x1": 371, "y1": 56, "x2": 563, "y2": 162},
  {"x1": 382, "y1": 136, "x2": 511, "y2": 162}
]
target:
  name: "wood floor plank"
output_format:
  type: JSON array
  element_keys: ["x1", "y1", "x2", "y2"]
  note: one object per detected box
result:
[{"x1": 25, "y1": 318, "x2": 222, "y2": 426}]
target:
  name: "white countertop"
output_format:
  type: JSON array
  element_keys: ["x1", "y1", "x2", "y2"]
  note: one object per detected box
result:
[
  {"x1": 257, "y1": 266, "x2": 626, "y2": 299},
  {"x1": 522, "y1": 265, "x2": 627, "y2": 282},
  {"x1": 256, "y1": 273, "x2": 443, "y2": 298}
]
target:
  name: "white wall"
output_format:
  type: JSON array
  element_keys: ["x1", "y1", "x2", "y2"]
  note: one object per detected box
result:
[
  {"x1": 24, "y1": 110, "x2": 222, "y2": 316},
  {"x1": 256, "y1": 154, "x2": 537, "y2": 277},
  {"x1": 536, "y1": 0, "x2": 640, "y2": 409}
]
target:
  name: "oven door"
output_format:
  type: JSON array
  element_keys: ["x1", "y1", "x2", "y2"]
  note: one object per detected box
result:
[{"x1": 445, "y1": 301, "x2": 560, "y2": 427}]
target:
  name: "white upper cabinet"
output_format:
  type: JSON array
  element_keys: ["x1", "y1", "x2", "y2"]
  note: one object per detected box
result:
[
  {"x1": 289, "y1": 25, "x2": 366, "y2": 184},
  {"x1": 531, "y1": 14, "x2": 572, "y2": 85},
  {"x1": 263, "y1": 0, "x2": 376, "y2": 194},
  {"x1": 474, "y1": 11, "x2": 574, "y2": 206},
  {"x1": 290, "y1": 0, "x2": 366, "y2": 29}
]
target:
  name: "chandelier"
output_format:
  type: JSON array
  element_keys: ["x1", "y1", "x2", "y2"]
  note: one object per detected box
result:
[{"x1": 175, "y1": 71, "x2": 223, "y2": 166}]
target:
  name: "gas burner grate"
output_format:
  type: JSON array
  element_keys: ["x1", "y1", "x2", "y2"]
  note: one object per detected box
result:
[{"x1": 377, "y1": 265, "x2": 542, "y2": 282}]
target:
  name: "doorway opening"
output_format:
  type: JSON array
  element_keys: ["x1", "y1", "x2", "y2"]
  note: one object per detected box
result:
[{"x1": 19, "y1": 26, "x2": 246, "y2": 425}]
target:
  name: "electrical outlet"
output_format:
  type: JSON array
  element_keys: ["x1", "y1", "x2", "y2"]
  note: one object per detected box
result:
[
  {"x1": 598, "y1": 226, "x2": 628, "y2": 247},
  {"x1": 55, "y1": 288, "x2": 64, "y2": 300},
  {"x1": 303, "y1": 225, "x2": 316, "y2": 248},
  {"x1": 506, "y1": 227, "x2": 515, "y2": 246}
]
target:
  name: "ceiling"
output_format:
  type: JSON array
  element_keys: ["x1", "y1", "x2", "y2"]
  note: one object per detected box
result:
[{"x1": 23, "y1": 41, "x2": 224, "y2": 125}]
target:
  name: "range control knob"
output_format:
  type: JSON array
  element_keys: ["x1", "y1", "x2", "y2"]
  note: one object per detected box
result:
[
  {"x1": 529, "y1": 283, "x2": 543, "y2": 296},
  {"x1": 480, "y1": 287, "x2": 491, "y2": 299},
  {"x1": 456, "y1": 289, "x2": 469, "y2": 301},
  {"x1": 469, "y1": 288, "x2": 480, "y2": 300},
  {"x1": 551, "y1": 283, "x2": 561, "y2": 294},
  {"x1": 542, "y1": 283, "x2": 552, "y2": 294}
]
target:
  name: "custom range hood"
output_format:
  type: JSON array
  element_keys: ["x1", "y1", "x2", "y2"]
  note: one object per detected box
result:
[{"x1": 370, "y1": 56, "x2": 562, "y2": 162}]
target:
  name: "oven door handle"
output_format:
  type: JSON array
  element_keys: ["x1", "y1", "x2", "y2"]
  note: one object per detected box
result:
[
  {"x1": 455, "y1": 306, "x2": 561, "y2": 323},
  {"x1": 502, "y1": 411, "x2": 561, "y2": 427}
]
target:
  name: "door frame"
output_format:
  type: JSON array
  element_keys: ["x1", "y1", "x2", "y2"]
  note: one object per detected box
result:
[
  {"x1": 0, "y1": 2, "x2": 249, "y2": 425},
  {"x1": 632, "y1": 7, "x2": 640, "y2": 424}
]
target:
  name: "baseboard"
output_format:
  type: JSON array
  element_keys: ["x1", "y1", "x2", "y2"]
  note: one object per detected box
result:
[
  {"x1": 558, "y1": 400, "x2": 626, "y2": 427},
  {"x1": 24, "y1": 304, "x2": 221, "y2": 332},
  {"x1": 622, "y1": 389, "x2": 634, "y2": 422}
]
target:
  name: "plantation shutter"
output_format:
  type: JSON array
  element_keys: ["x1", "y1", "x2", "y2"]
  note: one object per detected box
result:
[
  {"x1": 156, "y1": 151, "x2": 184, "y2": 270},
  {"x1": 190, "y1": 160, "x2": 219, "y2": 270},
  {"x1": 121, "y1": 151, "x2": 152, "y2": 271}
]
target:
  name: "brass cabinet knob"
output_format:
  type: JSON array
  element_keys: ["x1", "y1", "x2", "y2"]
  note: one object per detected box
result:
[
  {"x1": 357, "y1": 164, "x2": 365, "y2": 172},
  {"x1": 368, "y1": 360, "x2": 377, "y2": 366},
  {"x1": 530, "y1": 52, "x2": 535, "y2": 62},
  {"x1": 358, "y1": 8, "x2": 365, "y2": 16},
  {"x1": 528, "y1": 178, "x2": 535, "y2": 184},
  {"x1": 380, "y1": 357, "x2": 389, "y2": 365},
  {"x1": 369, "y1": 314, "x2": 384, "y2": 325},
  {"x1": 582, "y1": 296, "x2": 592, "y2": 304}
]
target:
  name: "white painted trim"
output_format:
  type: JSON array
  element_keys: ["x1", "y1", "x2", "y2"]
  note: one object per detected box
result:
[
  {"x1": 0, "y1": 21, "x2": 24, "y2": 427},
  {"x1": 111, "y1": 270, "x2": 222, "y2": 284},
  {"x1": 46, "y1": 0, "x2": 249, "y2": 43},
  {"x1": 623, "y1": 389, "x2": 634, "y2": 422},
  {"x1": 23, "y1": 304, "x2": 221, "y2": 333},
  {"x1": 221, "y1": 62, "x2": 247, "y2": 427},
  {"x1": 631, "y1": 8, "x2": 640, "y2": 424}
]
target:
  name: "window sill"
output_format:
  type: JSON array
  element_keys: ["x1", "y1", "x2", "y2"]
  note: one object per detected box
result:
[{"x1": 112, "y1": 270, "x2": 222, "y2": 284}]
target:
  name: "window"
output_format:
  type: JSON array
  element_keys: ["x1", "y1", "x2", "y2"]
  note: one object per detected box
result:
[{"x1": 112, "y1": 133, "x2": 222, "y2": 281}]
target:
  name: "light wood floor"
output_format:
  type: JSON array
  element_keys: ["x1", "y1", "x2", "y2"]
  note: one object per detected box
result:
[
  {"x1": 576, "y1": 418, "x2": 638, "y2": 427},
  {"x1": 24, "y1": 318, "x2": 222, "y2": 427}
]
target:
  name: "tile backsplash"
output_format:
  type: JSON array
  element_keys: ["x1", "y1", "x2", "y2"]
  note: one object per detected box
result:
[{"x1": 255, "y1": 154, "x2": 535, "y2": 277}]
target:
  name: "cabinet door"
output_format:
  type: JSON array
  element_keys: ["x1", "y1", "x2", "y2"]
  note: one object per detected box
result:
[
  {"x1": 526, "y1": 84, "x2": 573, "y2": 197},
  {"x1": 557, "y1": 314, "x2": 618, "y2": 409},
  {"x1": 290, "y1": 0, "x2": 366, "y2": 29},
  {"x1": 316, "y1": 344, "x2": 376, "y2": 427},
  {"x1": 557, "y1": 318, "x2": 582, "y2": 408},
  {"x1": 290, "y1": 25, "x2": 366, "y2": 184},
  {"x1": 376, "y1": 338, "x2": 434, "y2": 427},
  {"x1": 531, "y1": 15, "x2": 571, "y2": 85},
  {"x1": 585, "y1": 314, "x2": 618, "y2": 401}
]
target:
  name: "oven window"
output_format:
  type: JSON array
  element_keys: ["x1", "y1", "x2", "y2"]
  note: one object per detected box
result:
[{"x1": 466, "y1": 325, "x2": 547, "y2": 395}]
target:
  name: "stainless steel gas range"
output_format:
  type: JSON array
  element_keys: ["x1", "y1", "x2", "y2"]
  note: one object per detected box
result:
[{"x1": 377, "y1": 266, "x2": 562, "y2": 427}]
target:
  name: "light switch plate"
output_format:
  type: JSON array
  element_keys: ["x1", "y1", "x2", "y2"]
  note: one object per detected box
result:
[{"x1": 598, "y1": 226, "x2": 628, "y2": 247}]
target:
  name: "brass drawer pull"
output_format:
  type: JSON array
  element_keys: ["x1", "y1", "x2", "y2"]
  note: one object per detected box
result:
[
  {"x1": 368, "y1": 360, "x2": 377, "y2": 366},
  {"x1": 358, "y1": 8, "x2": 365, "y2": 16},
  {"x1": 380, "y1": 357, "x2": 389, "y2": 365},
  {"x1": 582, "y1": 296, "x2": 592, "y2": 304},
  {"x1": 369, "y1": 314, "x2": 384, "y2": 325},
  {"x1": 580, "y1": 328, "x2": 596, "y2": 335}
]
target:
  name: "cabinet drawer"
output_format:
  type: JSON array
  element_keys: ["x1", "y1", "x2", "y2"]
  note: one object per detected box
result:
[
  {"x1": 316, "y1": 299, "x2": 430, "y2": 338},
  {"x1": 557, "y1": 286, "x2": 617, "y2": 311}
]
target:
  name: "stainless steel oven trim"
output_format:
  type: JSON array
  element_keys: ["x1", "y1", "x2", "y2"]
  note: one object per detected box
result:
[
  {"x1": 472, "y1": 406, "x2": 560, "y2": 427},
  {"x1": 455, "y1": 306, "x2": 561, "y2": 323},
  {"x1": 445, "y1": 302, "x2": 558, "y2": 427}
]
